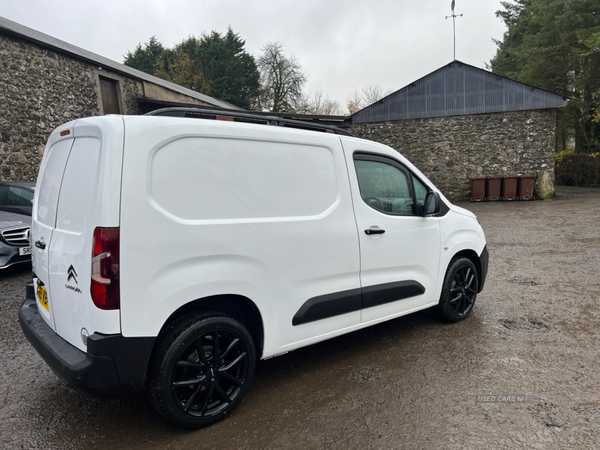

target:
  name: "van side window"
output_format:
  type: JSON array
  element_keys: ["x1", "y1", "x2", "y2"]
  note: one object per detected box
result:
[
  {"x1": 413, "y1": 177, "x2": 428, "y2": 206},
  {"x1": 354, "y1": 157, "x2": 414, "y2": 215}
]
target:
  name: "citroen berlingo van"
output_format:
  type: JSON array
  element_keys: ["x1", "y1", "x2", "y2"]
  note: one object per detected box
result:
[{"x1": 20, "y1": 108, "x2": 488, "y2": 428}]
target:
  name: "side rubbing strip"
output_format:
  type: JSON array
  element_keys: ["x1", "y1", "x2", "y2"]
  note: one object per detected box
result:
[
  {"x1": 362, "y1": 281, "x2": 425, "y2": 309},
  {"x1": 292, "y1": 281, "x2": 426, "y2": 326},
  {"x1": 292, "y1": 289, "x2": 362, "y2": 326}
]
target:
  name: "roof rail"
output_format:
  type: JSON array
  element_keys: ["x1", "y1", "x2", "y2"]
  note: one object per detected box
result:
[{"x1": 145, "y1": 107, "x2": 354, "y2": 137}]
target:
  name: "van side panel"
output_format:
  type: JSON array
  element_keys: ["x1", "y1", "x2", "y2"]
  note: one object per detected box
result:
[
  {"x1": 119, "y1": 118, "x2": 362, "y2": 356},
  {"x1": 439, "y1": 211, "x2": 486, "y2": 278},
  {"x1": 149, "y1": 137, "x2": 339, "y2": 222}
]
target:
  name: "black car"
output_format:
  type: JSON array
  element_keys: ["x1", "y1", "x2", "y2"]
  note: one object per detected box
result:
[
  {"x1": 0, "y1": 210, "x2": 31, "y2": 269},
  {"x1": 0, "y1": 182, "x2": 35, "y2": 216}
]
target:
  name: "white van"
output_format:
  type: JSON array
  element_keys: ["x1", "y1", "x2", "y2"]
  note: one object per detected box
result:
[{"x1": 20, "y1": 109, "x2": 488, "y2": 428}]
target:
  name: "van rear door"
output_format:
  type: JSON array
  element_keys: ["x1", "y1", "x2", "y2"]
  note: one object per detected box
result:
[
  {"x1": 32, "y1": 117, "x2": 125, "y2": 350},
  {"x1": 31, "y1": 123, "x2": 76, "y2": 331}
]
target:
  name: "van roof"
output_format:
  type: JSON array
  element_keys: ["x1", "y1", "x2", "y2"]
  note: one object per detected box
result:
[{"x1": 145, "y1": 108, "x2": 355, "y2": 137}]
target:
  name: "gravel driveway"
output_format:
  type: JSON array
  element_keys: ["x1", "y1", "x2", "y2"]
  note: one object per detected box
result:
[{"x1": 1, "y1": 186, "x2": 599, "y2": 449}]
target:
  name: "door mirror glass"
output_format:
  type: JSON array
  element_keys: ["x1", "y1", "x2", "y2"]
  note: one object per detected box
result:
[{"x1": 423, "y1": 191, "x2": 441, "y2": 216}]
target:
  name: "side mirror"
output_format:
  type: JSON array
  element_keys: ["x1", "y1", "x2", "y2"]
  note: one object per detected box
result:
[{"x1": 421, "y1": 191, "x2": 441, "y2": 216}]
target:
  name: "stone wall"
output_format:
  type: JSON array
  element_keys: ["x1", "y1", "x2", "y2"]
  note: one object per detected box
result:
[
  {"x1": 0, "y1": 32, "x2": 210, "y2": 182},
  {"x1": 350, "y1": 110, "x2": 557, "y2": 202},
  {"x1": 142, "y1": 82, "x2": 207, "y2": 105},
  {"x1": 1, "y1": 33, "x2": 102, "y2": 180}
]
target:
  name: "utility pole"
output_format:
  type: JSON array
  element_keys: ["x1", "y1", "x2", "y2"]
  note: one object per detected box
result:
[{"x1": 445, "y1": 0, "x2": 463, "y2": 61}]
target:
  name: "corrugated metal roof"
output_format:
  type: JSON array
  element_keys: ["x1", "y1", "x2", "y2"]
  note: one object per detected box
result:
[
  {"x1": 0, "y1": 16, "x2": 240, "y2": 110},
  {"x1": 353, "y1": 60, "x2": 568, "y2": 123}
]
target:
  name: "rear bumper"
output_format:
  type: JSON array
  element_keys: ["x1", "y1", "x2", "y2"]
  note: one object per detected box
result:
[{"x1": 19, "y1": 285, "x2": 155, "y2": 398}]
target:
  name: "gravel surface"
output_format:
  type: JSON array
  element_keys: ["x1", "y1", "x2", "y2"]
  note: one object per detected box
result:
[{"x1": 1, "y1": 185, "x2": 599, "y2": 449}]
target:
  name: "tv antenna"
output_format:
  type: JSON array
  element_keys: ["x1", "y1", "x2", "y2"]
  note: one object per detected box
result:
[{"x1": 445, "y1": 0, "x2": 463, "y2": 60}]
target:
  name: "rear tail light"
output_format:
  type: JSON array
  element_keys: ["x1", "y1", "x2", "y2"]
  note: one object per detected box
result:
[{"x1": 91, "y1": 227, "x2": 120, "y2": 310}]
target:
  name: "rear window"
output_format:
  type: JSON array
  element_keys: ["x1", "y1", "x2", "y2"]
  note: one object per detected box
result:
[
  {"x1": 36, "y1": 139, "x2": 74, "y2": 227},
  {"x1": 55, "y1": 138, "x2": 101, "y2": 233}
]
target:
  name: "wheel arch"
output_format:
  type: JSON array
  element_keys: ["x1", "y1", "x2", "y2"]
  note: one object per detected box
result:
[
  {"x1": 155, "y1": 294, "x2": 265, "y2": 359},
  {"x1": 450, "y1": 249, "x2": 483, "y2": 293}
]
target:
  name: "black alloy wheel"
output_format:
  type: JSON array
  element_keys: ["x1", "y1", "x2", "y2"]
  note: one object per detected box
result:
[
  {"x1": 148, "y1": 315, "x2": 256, "y2": 428},
  {"x1": 449, "y1": 265, "x2": 477, "y2": 317},
  {"x1": 437, "y1": 257, "x2": 479, "y2": 322},
  {"x1": 172, "y1": 328, "x2": 248, "y2": 417}
]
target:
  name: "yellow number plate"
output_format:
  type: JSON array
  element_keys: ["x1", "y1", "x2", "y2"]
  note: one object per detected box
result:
[{"x1": 37, "y1": 285, "x2": 49, "y2": 311}]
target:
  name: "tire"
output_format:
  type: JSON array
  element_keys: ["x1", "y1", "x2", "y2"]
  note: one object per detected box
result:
[
  {"x1": 436, "y1": 257, "x2": 479, "y2": 322},
  {"x1": 148, "y1": 314, "x2": 256, "y2": 428}
]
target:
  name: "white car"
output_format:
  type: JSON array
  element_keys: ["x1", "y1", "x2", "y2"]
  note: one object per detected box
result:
[{"x1": 20, "y1": 109, "x2": 488, "y2": 428}]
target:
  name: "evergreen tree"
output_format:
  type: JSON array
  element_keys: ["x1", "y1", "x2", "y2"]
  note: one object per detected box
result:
[
  {"x1": 198, "y1": 28, "x2": 260, "y2": 110},
  {"x1": 490, "y1": 0, "x2": 600, "y2": 153},
  {"x1": 123, "y1": 36, "x2": 166, "y2": 76},
  {"x1": 124, "y1": 30, "x2": 260, "y2": 109},
  {"x1": 155, "y1": 46, "x2": 208, "y2": 94}
]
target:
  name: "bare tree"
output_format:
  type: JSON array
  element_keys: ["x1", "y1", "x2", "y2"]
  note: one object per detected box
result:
[
  {"x1": 304, "y1": 87, "x2": 342, "y2": 115},
  {"x1": 346, "y1": 84, "x2": 393, "y2": 114},
  {"x1": 319, "y1": 98, "x2": 342, "y2": 116},
  {"x1": 346, "y1": 88, "x2": 363, "y2": 115},
  {"x1": 361, "y1": 84, "x2": 392, "y2": 106},
  {"x1": 257, "y1": 42, "x2": 307, "y2": 112}
]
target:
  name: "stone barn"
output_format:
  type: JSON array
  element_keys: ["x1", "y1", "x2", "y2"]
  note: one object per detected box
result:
[
  {"x1": 0, "y1": 16, "x2": 238, "y2": 182},
  {"x1": 350, "y1": 61, "x2": 568, "y2": 201}
]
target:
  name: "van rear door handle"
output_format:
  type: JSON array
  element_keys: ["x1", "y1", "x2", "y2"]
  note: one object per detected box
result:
[
  {"x1": 365, "y1": 228, "x2": 385, "y2": 235},
  {"x1": 35, "y1": 240, "x2": 46, "y2": 250}
]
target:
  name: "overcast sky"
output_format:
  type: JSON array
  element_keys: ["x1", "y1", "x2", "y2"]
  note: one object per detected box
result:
[{"x1": 1, "y1": 0, "x2": 508, "y2": 110}]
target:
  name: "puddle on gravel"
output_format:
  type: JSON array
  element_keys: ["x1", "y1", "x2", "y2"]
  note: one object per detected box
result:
[
  {"x1": 499, "y1": 317, "x2": 552, "y2": 331},
  {"x1": 487, "y1": 241, "x2": 532, "y2": 248},
  {"x1": 567, "y1": 236, "x2": 600, "y2": 244},
  {"x1": 509, "y1": 277, "x2": 543, "y2": 286}
]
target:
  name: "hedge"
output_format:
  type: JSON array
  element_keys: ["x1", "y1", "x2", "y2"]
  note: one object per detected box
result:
[{"x1": 556, "y1": 153, "x2": 600, "y2": 187}]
